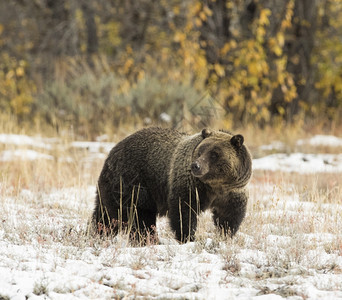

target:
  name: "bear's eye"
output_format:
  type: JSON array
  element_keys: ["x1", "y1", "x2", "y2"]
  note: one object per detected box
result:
[{"x1": 210, "y1": 151, "x2": 219, "y2": 161}]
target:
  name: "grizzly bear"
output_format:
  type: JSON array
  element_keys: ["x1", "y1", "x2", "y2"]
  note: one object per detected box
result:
[{"x1": 92, "y1": 127, "x2": 252, "y2": 243}]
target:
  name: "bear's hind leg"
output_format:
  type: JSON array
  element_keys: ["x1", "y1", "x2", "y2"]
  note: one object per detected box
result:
[{"x1": 129, "y1": 209, "x2": 157, "y2": 245}]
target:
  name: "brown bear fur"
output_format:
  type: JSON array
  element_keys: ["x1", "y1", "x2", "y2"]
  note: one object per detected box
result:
[{"x1": 92, "y1": 127, "x2": 252, "y2": 243}]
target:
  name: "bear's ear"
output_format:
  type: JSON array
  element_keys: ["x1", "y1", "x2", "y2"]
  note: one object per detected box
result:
[
  {"x1": 201, "y1": 128, "x2": 212, "y2": 138},
  {"x1": 231, "y1": 134, "x2": 244, "y2": 148}
]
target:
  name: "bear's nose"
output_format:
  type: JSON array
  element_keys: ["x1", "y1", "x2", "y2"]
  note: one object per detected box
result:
[{"x1": 191, "y1": 161, "x2": 201, "y2": 173}]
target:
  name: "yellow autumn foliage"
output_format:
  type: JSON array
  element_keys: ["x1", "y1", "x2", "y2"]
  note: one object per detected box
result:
[{"x1": 0, "y1": 53, "x2": 35, "y2": 120}]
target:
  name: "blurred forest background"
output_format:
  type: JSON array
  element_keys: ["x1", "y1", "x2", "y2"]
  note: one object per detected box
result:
[{"x1": 0, "y1": 0, "x2": 342, "y2": 138}]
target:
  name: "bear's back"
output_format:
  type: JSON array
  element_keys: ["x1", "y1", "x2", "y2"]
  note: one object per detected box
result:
[{"x1": 104, "y1": 127, "x2": 185, "y2": 212}]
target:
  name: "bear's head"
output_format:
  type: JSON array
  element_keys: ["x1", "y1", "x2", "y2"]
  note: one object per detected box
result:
[{"x1": 191, "y1": 129, "x2": 252, "y2": 189}]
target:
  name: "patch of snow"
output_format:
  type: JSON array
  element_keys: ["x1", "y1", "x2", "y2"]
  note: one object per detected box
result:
[
  {"x1": 95, "y1": 134, "x2": 110, "y2": 142},
  {"x1": 71, "y1": 141, "x2": 115, "y2": 153},
  {"x1": 0, "y1": 134, "x2": 51, "y2": 149},
  {"x1": 266, "y1": 235, "x2": 292, "y2": 247},
  {"x1": 0, "y1": 149, "x2": 53, "y2": 161},
  {"x1": 297, "y1": 135, "x2": 342, "y2": 147},
  {"x1": 259, "y1": 141, "x2": 286, "y2": 152},
  {"x1": 252, "y1": 295, "x2": 284, "y2": 300},
  {"x1": 253, "y1": 153, "x2": 342, "y2": 173},
  {"x1": 160, "y1": 112, "x2": 172, "y2": 123}
]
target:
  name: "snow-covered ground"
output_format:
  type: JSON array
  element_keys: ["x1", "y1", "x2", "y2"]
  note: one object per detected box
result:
[
  {"x1": 254, "y1": 135, "x2": 342, "y2": 173},
  {"x1": 253, "y1": 153, "x2": 342, "y2": 173},
  {"x1": 0, "y1": 133, "x2": 341, "y2": 299}
]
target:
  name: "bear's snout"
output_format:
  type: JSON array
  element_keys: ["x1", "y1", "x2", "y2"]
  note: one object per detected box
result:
[{"x1": 191, "y1": 159, "x2": 209, "y2": 177}]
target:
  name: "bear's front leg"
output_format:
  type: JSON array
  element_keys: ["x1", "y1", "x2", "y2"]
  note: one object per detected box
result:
[
  {"x1": 168, "y1": 193, "x2": 199, "y2": 243},
  {"x1": 212, "y1": 190, "x2": 248, "y2": 237}
]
